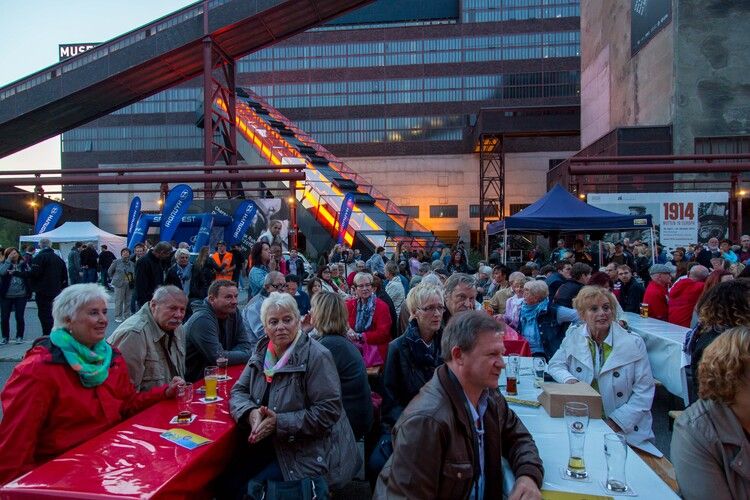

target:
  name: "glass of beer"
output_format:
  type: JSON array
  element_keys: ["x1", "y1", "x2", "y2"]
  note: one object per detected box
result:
[
  {"x1": 216, "y1": 356, "x2": 228, "y2": 381},
  {"x1": 532, "y1": 356, "x2": 547, "y2": 388},
  {"x1": 505, "y1": 355, "x2": 519, "y2": 396},
  {"x1": 639, "y1": 303, "x2": 649, "y2": 318},
  {"x1": 176, "y1": 382, "x2": 193, "y2": 422},
  {"x1": 564, "y1": 402, "x2": 589, "y2": 479},
  {"x1": 204, "y1": 366, "x2": 219, "y2": 402},
  {"x1": 604, "y1": 433, "x2": 630, "y2": 492}
]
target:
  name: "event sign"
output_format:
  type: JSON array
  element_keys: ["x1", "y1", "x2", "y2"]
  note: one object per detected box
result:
[
  {"x1": 631, "y1": 0, "x2": 671, "y2": 55},
  {"x1": 229, "y1": 200, "x2": 259, "y2": 245},
  {"x1": 337, "y1": 193, "x2": 355, "y2": 245},
  {"x1": 126, "y1": 197, "x2": 141, "y2": 243},
  {"x1": 160, "y1": 185, "x2": 193, "y2": 243},
  {"x1": 191, "y1": 214, "x2": 215, "y2": 253},
  {"x1": 34, "y1": 202, "x2": 63, "y2": 234},
  {"x1": 587, "y1": 192, "x2": 729, "y2": 249}
]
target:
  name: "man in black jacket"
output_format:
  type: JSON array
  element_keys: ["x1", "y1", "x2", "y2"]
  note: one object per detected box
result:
[
  {"x1": 97, "y1": 245, "x2": 116, "y2": 290},
  {"x1": 616, "y1": 265, "x2": 645, "y2": 313},
  {"x1": 135, "y1": 241, "x2": 172, "y2": 308},
  {"x1": 29, "y1": 238, "x2": 67, "y2": 336},
  {"x1": 79, "y1": 243, "x2": 99, "y2": 283},
  {"x1": 553, "y1": 262, "x2": 591, "y2": 308}
]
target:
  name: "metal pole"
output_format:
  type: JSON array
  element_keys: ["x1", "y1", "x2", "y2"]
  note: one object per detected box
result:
[
  {"x1": 289, "y1": 184, "x2": 298, "y2": 251},
  {"x1": 203, "y1": 0, "x2": 214, "y2": 198}
]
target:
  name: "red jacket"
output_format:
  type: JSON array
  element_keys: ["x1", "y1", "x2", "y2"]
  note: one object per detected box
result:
[
  {"x1": 643, "y1": 281, "x2": 669, "y2": 321},
  {"x1": 0, "y1": 339, "x2": 167, "y2": 485},
  {"x1": 668, "y1": 278, "x2": 705, "y2": 327},
  {"x1": 346, "y1": 297, "x2": 392, "y2": 362}
]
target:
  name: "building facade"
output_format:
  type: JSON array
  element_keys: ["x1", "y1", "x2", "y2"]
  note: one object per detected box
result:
[{"x1": 62, "y1": 0, "x2": 582, "y2": 245}]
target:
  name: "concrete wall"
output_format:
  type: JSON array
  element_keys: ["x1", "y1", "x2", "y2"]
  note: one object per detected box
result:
[
  {"x1": 343, "y1": 151, "x2": 576, "y2": 243},
  {"x1": 580, "y1": 0, "x2": 674, "y2": 148},
  {"x1": 673, "y1": 1, "x2": 750, "y2": 154}
]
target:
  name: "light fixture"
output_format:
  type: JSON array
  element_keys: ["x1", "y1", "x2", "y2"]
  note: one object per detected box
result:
[
  {"x1": 578, "y1": 193, "x2": 586, "y2": 199},
  {"x1": 157, "y1": 199, "x2": 164, "y2": 206},
  {"x1": 28, "y1": 200, "x2": 38, "y2": 208},
  {"x1": 287, "y1": 196, "x2": 295, "y2": 204},
  {"x1": 739, "y1": 189, "x2": 747, "y2": 196}
]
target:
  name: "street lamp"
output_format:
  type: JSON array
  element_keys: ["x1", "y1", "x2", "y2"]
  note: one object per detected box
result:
[{"x1": 28, "y1": 199, "x2": 38, "y2": 226}]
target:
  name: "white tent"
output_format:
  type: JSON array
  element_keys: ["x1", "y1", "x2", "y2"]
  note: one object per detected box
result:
[{"x1": 20, "y1": 221, "x2": 126, "y2": 263}]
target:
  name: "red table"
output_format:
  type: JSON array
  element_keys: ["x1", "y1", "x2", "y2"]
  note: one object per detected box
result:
[
  {"x1": 0, "y1": 365, "x2": 246, "y2": 499},
  {"x1": 504, "y1": 338, "x2": 532, "y2": 356}
]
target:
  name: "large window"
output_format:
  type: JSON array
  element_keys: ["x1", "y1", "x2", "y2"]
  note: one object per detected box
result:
[
  {"x1": 296, "y1": 115, "x2": 465, "y2": 145},
  {"x1": 61, "y1": 124, "x2": 204, "y2": 152},
  {"x1": 462, "y1": 0, "x2": 579, "y2": 23},
  {"x1": 430, "y1": 205, "x2": 459, "y2": 218},
  {"x1": 469, "y1": 204, "x2": 500, "y2": 218},
  {"x1": 400, "y1": 205, "x2": 420, "y2": 218}
]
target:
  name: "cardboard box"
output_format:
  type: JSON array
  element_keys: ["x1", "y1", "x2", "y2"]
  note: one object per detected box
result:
[{"x1": 537, "y1": 382, "x2": 603, "y2": 418}]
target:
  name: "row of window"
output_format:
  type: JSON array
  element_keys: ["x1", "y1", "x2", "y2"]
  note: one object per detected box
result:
[
  {"x1": 401, "y1": 204, "x2": 502, "y2": 219},
  {"x1": 237, "y1": 31, "x2": 579, "y2": 72},
  {"x1": 462, "y1": 0, "x2": 579, "y2": 23}
]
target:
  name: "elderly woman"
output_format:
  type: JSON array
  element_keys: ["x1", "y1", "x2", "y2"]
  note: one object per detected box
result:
[
  {"x1": 672, "y1": 326, "x2": 750, "y2": 500},
  {"x1": 346, "y1": 272, "x2": 393, "y2": 363},
  {"x1": 0, "y1": 283, "x2": 182, "y2": 484},
  {"x1": 502, "y1": 274, "x2": 527, "y2": 329},
  {"x1": 517, "y1": 279, "x2": 577, "y2": 359},
  {"x1": 108, "y1": 247, "x2": 135, "y2": 322},
  {"x1": 248, "y1": 241, "x2": 271, "y2": 299},
  {"x1": 0, "y1": 247, "x2": 31, "y2": 344},
  {"x1": 311, "y1": 291, "x2": 372, "y2": 440},
  {"x1": 549, "y1": 286, "x2": 660, "y2": 456},
  {"x1": 383, "y1": 284, "x2": 444, "y2": 428},
  {"x1": 229, "y1": 292, "x2": 359, "y2": 490}
]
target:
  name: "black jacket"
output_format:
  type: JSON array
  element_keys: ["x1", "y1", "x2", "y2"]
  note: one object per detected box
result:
[
  {"x1": 98, "y1": 250, "x2": 116, "y2": 271},
  {"x1": 135, "y1": 251, "x2": 168, "y2": 304},
  {"x1": 382, "y1": 321, "x2": 443, "y2": 428},
  {"x1": 188, "y1": 259, "x2": 221, "y2": 300},
  {"x1": 617, "y1": 279, "x2": 645, "y2": 313},
  {"x1": 319, "y1": 334, "x2": 373, "y2": 439},
  {"x1": 553, "y1": 279, "x2": 584, "y2": 308},
  {"x1": 79, "y1": 247, "x2": 98, "y2": 268},
  {"x1": 29, "y1": 248, "x2": 67, "y2": 298}
]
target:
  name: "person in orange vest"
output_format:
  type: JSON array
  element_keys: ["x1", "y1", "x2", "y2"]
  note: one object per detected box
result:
[{"x1": 211, "y1": 241, "x2": 235, "y2": 282}]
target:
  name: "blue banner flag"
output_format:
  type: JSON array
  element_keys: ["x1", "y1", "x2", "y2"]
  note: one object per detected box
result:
[
  {"x1": 229, "y1": 200, "x2": 259, "y2": 245},
  {"x1": 191, "y1": 214, "x2": 215, "y2": 253},
  {"x1": 337, "y1": 193, "x2": 355, "y2": 244},
  {"x1": 128, "y1": 214, "x2": 155, "y2": 250},
  {"x1": 126, "y1": 197, "x2": 141, "y2": 243},
  {"x1": 160, "y1": 185, "x2": 193, "y2": 243},
  {"x1": 34, "y1": 202, "x2": 63, "y2": 234}
]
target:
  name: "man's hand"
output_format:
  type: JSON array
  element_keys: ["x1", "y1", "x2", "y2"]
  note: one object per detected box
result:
[
  {"x1": 165, "y1": 377, "x2": 186, "y2": 398},
  {"x1": 509, "y1": 475, "x2": 541, "y2": 500}
]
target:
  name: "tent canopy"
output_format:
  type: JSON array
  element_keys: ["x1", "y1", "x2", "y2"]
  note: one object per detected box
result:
[
  {"x1": 487, "y1": 184, "x2": 653, "y2": 235},
  {"x1": 20, "y1": 221, "x2": 126, "y2": 262}
]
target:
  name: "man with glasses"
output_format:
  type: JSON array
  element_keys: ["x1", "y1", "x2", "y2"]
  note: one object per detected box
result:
[
  {"x1": 184, "y1": 279, "x2": 251, "y2": 382},
  {"x1": 443, "y1": 273, "x2": 478, "y2": 324},
  {"x1": 241, "y1": 271, "x2": 287, "y2": 348}
]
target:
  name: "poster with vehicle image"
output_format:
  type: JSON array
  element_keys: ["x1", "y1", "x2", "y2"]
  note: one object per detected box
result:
[{"x1": 587, "y1": 192, "x2": 728, "y2": 250}]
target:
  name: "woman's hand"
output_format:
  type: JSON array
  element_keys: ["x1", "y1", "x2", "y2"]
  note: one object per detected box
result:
[
  {"x1": 165, "y1": 377, "x2": 186, "y2": 398},
  {"x1": 565, "y1": 379, "x2": 579, "y2": 384},
  {"x1": 248, "y1": 408, "x2": 263, "y2": 433},
  {"x1": 248, "y1": 406, "x2": 277, "y2": 443}
]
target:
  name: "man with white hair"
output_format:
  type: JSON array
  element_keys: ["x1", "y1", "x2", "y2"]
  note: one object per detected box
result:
[
  {"x1": 668, "y1": 265, "x2": 709, "y2": 327},
  {"x1": 108, "y1": 285, "x2": 188, "y2": 391},
  {"x1": 165, "y1": 248, "x2": 192, "y2": 296},
  {"x1": 29, "y1": 238, "x2": 67, "y2": 336}
]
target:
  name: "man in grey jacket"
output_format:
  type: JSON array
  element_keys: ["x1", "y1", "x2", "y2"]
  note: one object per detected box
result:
[{"x1": 184, "y1": 279, "x2": 252, "y2": 382}]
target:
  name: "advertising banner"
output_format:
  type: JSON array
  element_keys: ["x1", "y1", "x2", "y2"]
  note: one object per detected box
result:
[
  {"x1": 34, "y1": 202, "x2": 63, "y2": 234},
  {"x1": 587, "y1": 192, "x2": 729, "y2": 249},
  {"x1": 191, "y1": 214, "x2": 215, "y2": 253},
  {"x1": 126, "y1": 197, "x2": 141, "y2": 243},
  {"x1": 159, "y1": 185, "x2": 193, "y2": 243},
  {"x1": 337, "y1": 193, "x2": 355, "y2": 245},
  {"x1": 229, "y1": 200, "x2": 259, "y2": 245},
  {"x1": 128, "y1": 215, "x2": 152, "y2": 250}
]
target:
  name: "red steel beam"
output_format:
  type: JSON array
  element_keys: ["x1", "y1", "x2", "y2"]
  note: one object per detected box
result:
[
  {"x1": 0, "y1": 187, "x2": 281, "y2": 196},
  {"x1": 0, "y1": 164, "x2": 303, "y2": 177},
  {"x1": 0, "y1": 171, "x2": 305, "y2": 187},
  {"x1": 570, "y1": 163, "x2": 750, "y2": 175},
  {"x1": 571, "y1": 153, "x2": 750, "y2": 163}
]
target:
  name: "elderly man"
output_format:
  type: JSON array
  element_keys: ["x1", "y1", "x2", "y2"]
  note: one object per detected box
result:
[
  {"x1": 241, "y1": 271, "x2": 286, "y2": 348},
  {"x1": 740, "y1": 234, "x2": 750, "y2": 264},
  {"x1": 384, "y1": 261, "x2": 406, "y2": 319},
  {"x1": 643, "y1": 264, "x2": 672, "y2": 321},
  {"x1": 108, "y1": 285, "x2": 188, "y2": 391},
  {"x1": 347, "y1": 259, "x2": 367, "y2": 288},
  {"x1": 444, "y1": 273, "x2": 478, "y2": 323},
  {"x1": 165, "y1": 248, "x2": 192, "y2": 296},
  {"x1": 29, "y1": 237, "x2": 68, "y2": 336},
  {"x1": 375, "y1": 311, "x2": 543, "y2": 499},
  {"x1": 668, "y1": 265, "x2": 709, "y2": 327},
  {"x1": 184, "y1": 279, "x2": 251, "y2": 382}
]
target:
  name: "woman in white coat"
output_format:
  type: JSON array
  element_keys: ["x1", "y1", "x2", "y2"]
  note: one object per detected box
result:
[{"x1": 548, "y1": 286, "x2": 661, "y2": 456}]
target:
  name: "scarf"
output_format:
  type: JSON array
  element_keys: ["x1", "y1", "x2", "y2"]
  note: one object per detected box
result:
[
  {"x1": 263, "y1": 332, "x2": 302, "y2": 382},
  {"x1": 50, "y1": 327, "x2": 113, "y2": 388},
  {"x1": 519, "y1": 298, "x2": 549, "y2": 329},
  {"x1": 354, "y1": 294, "x2": 376, "y2": 332},
  {"x1": 405, "y1": 320, "x2": 442, "y2": 371}
]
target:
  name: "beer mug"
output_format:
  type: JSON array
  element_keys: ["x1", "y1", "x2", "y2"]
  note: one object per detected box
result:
[
  {"x1": 564, "y1": 402, "x2": 589, "y2": 479},
  {"x1": 204, "y1": 366, "x2": 219, "y2": 402},
  {"x1": 604, "y1": 433, "x2": 630, "y2": 492},
  {"x1": 505, "y1": 355, "x2": 519, "y2": 396}
]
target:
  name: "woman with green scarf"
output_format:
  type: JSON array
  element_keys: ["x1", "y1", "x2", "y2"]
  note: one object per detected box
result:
[
  {"x1": 0, "y1": 283, "x2": 184, "y2": 485},
  {"x1": 229, "y1": 292, "x2": 359, "y2": 496}
]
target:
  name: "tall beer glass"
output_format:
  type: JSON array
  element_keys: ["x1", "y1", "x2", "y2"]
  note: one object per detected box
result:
[{"x1": 564, "y1": 402, "x2": 589, "y2": 478}]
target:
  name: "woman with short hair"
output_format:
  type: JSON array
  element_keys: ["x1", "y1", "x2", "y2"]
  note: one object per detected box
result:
[
  {"x1": 517, "y1": 279, "x2": 576, "y2": 358},
  {"x1": 0, "y1": 283, "x2": 182, "y2": 484},
  {"x1": 346, "y1": 272, "x2": 392, "y2": 362},
  {"x1": 229, "y1": 292, "x2": 359, "y2": 490},
  {"x1": 549, "y1": 286, "x2": 660, "y2": 455},
  {"x1": 0, "y1": 247, "x2": 31, "y2": 344},
  {"x1": 311, "y1": 291, "x2": 372, "y2": 440},
  {"x1": 672, "y1": 326, "x2": 750, "y2": 500},
  {"x1": 108, "y1": 247, "x2": 135, "y2": 322}
]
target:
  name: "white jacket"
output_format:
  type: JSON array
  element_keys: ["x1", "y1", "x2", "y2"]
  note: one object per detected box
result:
[{"x1": 548, "y1": 322, "x2": 661, "y2": 457}]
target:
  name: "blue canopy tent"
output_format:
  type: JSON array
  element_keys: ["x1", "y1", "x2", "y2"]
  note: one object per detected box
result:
[{"x1": 487, "y1": 184, "x2": 655, "y2": 264}]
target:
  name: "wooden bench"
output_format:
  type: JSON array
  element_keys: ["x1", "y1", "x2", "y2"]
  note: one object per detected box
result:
[{"x1": 634, "y1": 448, "x2": 680, "y2": 494}]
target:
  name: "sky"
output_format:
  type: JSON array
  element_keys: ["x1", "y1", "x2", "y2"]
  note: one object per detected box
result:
[{"x1": 0, "y1": 0, "x2": 197, "y2": 184}]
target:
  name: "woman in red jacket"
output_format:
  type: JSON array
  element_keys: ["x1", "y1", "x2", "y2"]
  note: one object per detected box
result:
[
  {"x1": 346, "y1": 272, "x2": 392, "y2": 363},
  {"x1": 0, "y1": 283, "x2": 183, "y2": 485}
]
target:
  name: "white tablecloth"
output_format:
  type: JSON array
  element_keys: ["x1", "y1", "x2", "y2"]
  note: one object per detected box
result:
[
  {"x1": 622, "y1": 312, "x2": 690, "y2": 406},
  {"x1": 502, "y1": 357, "x2": 679, "y2": 498}
]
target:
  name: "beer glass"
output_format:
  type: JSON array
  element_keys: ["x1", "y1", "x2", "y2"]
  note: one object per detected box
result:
[
  {"x1": 216, "y1": 356, "x2": 229, "y2": 380},
  {"x1": 204, "y1": 366, "x2": 219, "y2": 401},
  {"x1": 564, "y1": 402, "x2": 589, "y2": 478},
  {"x1": 176, "y1": 383, "x2": 193, "y2": 422},
  {"x1": 532, "y1": 356, "x2": 547, "y2": 388},
  {"x1": 604, "y1": 433, "x2": 630, "y2": 492},
  {"x1": 505, "y1": 355, "x2": 519, "y2": 396}
]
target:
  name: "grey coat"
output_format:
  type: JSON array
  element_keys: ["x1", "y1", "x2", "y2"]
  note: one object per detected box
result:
[
  {"x1": 671, "y1": 398, "x2": 750, "y2": 500},
  {"x1": 108, "y1": 258, "x2": 135, "y2": 289},
  {"x1": 230, "y1": 333, "x2": 360, "y2": 489}
]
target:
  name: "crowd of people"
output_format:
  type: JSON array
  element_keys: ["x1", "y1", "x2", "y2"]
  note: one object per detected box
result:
[{"x1": 0, "y1": 231, "x2": 748, "y2": 499}]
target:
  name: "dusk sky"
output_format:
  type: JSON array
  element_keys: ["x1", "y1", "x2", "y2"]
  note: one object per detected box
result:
[{"x1": 0, "y1": 0, "x2": 195, "y2": 181}]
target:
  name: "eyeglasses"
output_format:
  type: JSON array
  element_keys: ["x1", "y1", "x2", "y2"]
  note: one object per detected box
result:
[
  {"x1": 269, "y1": 283, "x2": 286, "y2": 290},
  {"x1": 418, "y1": 305, "x2": 445, "y2": 314}
]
